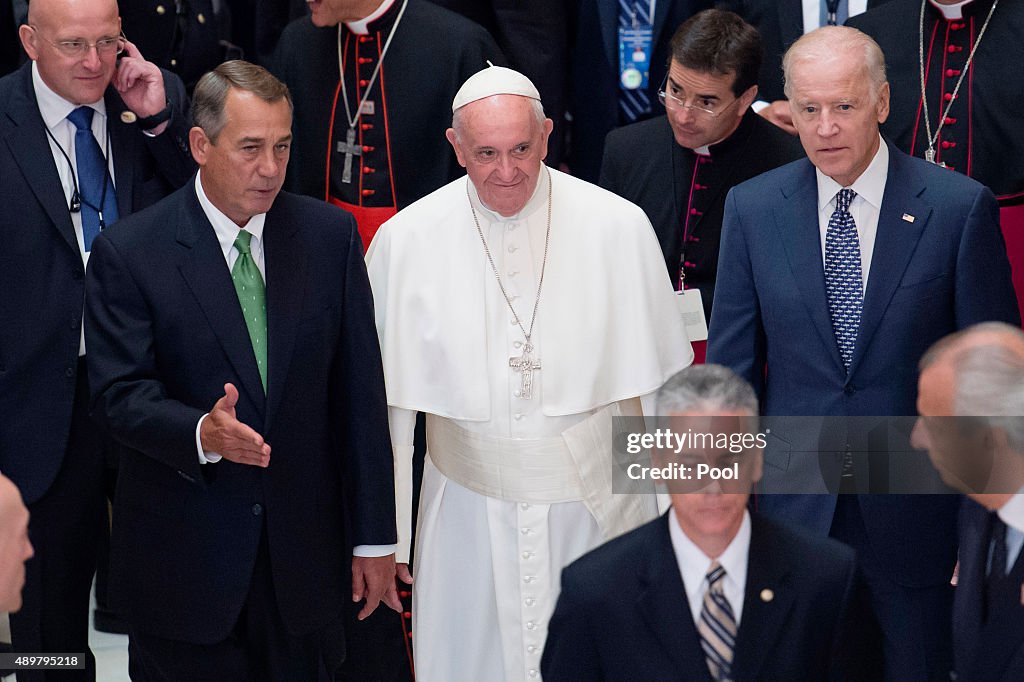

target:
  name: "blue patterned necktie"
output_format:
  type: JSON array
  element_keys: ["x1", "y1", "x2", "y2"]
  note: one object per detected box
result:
[
  {"x1": 697, "y1": 562, "x2": 737, "y2": 681},
  {"x1": 825, "y1": 188, "x2": 863, "y2": 370},
  {"x1": 618, "y1": 0, "x2": 651, "y2": 123},
  {"x1": 67, "y1": 106, "x2": 118, "y2": 250}
]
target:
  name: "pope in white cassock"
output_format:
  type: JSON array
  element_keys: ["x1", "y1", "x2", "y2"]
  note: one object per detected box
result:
[{"x1": 365, "y1": 65, "x2": 693, "y2": 681}]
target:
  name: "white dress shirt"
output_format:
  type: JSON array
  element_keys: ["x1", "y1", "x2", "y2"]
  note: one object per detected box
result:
[
  {"x1": 669, "y1": 509, "x2": 751, "y2": 628},
  {"x1": 33, "y1": 61, "x2": 116, "y2": 355},
  {"x1": 815, "y1": 135, "x2": 888, "y2": 293}
]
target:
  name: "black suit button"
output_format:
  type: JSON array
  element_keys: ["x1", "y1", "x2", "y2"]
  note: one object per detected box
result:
[
  {"x1": 70, "y1": 316, "x2": 79, "y2": 329},
  {"x1": 65, "y1": 366, "x2": 75, "y2": 378},
  {"x1": 844, "y1": 385, "x2": 856, "y2": 395},
  {"x1": 252, "y1": 504, "x2": 263, "y2": 516}
]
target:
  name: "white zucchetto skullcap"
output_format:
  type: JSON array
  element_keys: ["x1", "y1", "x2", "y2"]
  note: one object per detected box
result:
[{"x1": 452, "y1": 62, "x2": 541, "y2": 112}]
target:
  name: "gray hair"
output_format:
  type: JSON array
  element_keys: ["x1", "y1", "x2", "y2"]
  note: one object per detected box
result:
[
  {"x1": 655, "y1": 364, "x2": 759, "y2": 417},
  {"x1": 192, "y1": 60, "x2": 292, "y2": 142},
  {"x1": 782, "y1": 26, "x2": 887, "y2": 101},
  {"x1": 921, "y1": 322, "x2": 1024, "y2": 451},
  {"x1": 451, "y1": 96, "x2": 546, "y2": 143}
]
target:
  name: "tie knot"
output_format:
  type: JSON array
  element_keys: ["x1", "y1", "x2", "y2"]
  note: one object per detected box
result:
[
  {"x1": 67, "y1": 106, "x2": 95, "y2": 131},
  {"x1": 835, "y1": 188, "x2": 856, "y2": 212},
  {"x1": 234, "y1": 230, "x2": 253, "y2": 255},
  {"x1": 706, "y1": 562, "x2": 726, "y2": 588}
]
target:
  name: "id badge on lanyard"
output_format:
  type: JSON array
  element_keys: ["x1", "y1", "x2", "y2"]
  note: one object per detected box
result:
[{"x1": 618, "y1": 9, "x2": 653, "y2": 90}]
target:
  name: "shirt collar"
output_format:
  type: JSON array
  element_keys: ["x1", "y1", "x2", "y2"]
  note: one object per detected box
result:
[
  {"x1": 32, "y1": 60, "x2": 107, "y2": 131},
  {"x1": 816, "y1": 134, "x2": 889, "y2": 213},
  {"x1": 929, "y1": 0, "x2": 975, "y2": 20},
  {"x1": 467, "y1": 164, "x2": 550, "y2": 223},
  {"x1": 194, "y1": 172, "x2": 266, "y2": 255},
  {"x1": 669, "y1": 508, "x2": 751, "y2": 601},
  {"x1": 998, "y1": 488, "x2": 1024, "y2": 536},
  {"x1": 346, "y1": 0, "x2": 397, "y2": 35}
]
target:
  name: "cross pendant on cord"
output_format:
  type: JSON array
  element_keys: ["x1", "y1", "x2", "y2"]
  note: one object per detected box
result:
[
  {"x1": 509, "y1": 344, "x2": 541, "y2": 400},
  {"x1": 924, "y1": 148, "x2": 947, "y2": 168},
  {"x1": 337, "y1": 127, "x2": 362, "y2": 184}
]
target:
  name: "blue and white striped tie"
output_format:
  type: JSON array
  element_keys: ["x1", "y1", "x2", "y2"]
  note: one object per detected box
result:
[
  {"x1": 824, "y1": 188, "x2": 863, "y2": 369},
  {"x1": 697, "y1": 562, "x2": 737, "y2": 681},
  {"x1": 618, "y1": 0, "x2": 651, "y2": 123}
]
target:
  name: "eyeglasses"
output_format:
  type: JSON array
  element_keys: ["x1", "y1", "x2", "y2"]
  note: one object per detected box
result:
[
  {"x1": 28, "y1": 26, "x2": 126, "y2": 58},
  {"x1": 657, "y1": 77, "x2": 740, "y2": 119}
]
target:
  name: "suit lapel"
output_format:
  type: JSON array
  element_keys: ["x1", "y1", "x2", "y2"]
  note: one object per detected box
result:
[
  {"x1": 775, "y1": 162, "x2": 846, "y2": 373},
  {"x1": 955, "y1": 502, "x2": 988, "y2": 670},
  {"x1": 849, "y1": 146, "x2": 929, "y2": 374},
  {"x1": 971, "y1": 513, "x2": 1024, "y2": 679},
  {"x1": 105, "y1": 89, "x2": 136, "y2": 216},
  {"x1": 731, "y1": 516, "x2": 797, "y2": 679},
  {"x1": 3, "y1": 64, "x2": 78, "y2": 254},
  {"x1": 638, "y1": 515, "x2": 714, "y2": 681},
  {"x1": 176, "y1": 185, "x2": 267, "y2": 412},
  {"x1": 262, "y1": 201, "x2": 306, "y2": 430}
]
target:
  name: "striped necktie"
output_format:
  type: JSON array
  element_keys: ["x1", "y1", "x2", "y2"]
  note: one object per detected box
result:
[
  {"x1": 232, "y1": 230, "x2": 267, "y2": 392},
  {"x1": 618, "y1": 0, "x2": 651, "y2": 123},
  {"x1": 697, "y1": 561, "x2": 737, "y2": 680},
  {"x1": 824, "y1": 188, "x2": 863, "y2": 370}
]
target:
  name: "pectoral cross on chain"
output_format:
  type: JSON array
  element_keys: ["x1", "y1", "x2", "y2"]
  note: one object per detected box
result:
[
  {"x1": 924, "y1": 148, "x2": 947, "y2": 168},
  {"x1": 509, "y1": 343, "x2": 541, "y2": 400},
  {"x1": 337, "y1": 127, "x2": 362, "y2": 184}
]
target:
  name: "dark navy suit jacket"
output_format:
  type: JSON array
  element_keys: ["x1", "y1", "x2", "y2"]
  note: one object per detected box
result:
[
  {"x1": 542, "y1": 513, "x2": 878, "y2": 680},
  {"x1": 84, "y1": 184, "x2": 397, "y2": 643},
  {"x1": 954, "y1": 499, "x2": 1024, "y2": 681},
  {"x1": 0, "y1": 61, "x2": 193, "y2": 505}
]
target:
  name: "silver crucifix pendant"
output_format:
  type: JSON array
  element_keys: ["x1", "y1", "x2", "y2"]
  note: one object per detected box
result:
[
  {"x1": 509, "y1": 343, "x2": 541, "y2": 400},
  {"x1": 924, "y1": 147, "x2": 946, "y2": 168},
  {"x1": 337, "y1": 127, "x2": 362, "y2": 184}
]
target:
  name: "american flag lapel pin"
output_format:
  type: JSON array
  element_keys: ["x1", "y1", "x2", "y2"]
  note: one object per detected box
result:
[{"x1": 902, "y1": 213, "x2": 915, "y2": 223}]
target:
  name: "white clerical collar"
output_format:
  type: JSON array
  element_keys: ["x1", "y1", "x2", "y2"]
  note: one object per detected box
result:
[
  {"x1": 816, "y1": 134, "x2": 888, "y2": 213},
  {"x1": 929, "y1": 0, "x2": 974, "y2": 20},
  {"x1": 669, "y1": 508, "x2": 751, "y2": 620},
  {"x1": 194, "y1": 172, "x2": 266, "y2": 257},
  {"x1": 346, "y1": 0, "x2": 397, "y2": 35},
  {"x1": 466, "y1": 164, "x2": 550, "y2": 223},
  {"x1": 32, "y1": 60, "x2": 107, "y2": 131},
  {"x1": 999, "y1": 487, "x2": 1024, "y2": 536}
]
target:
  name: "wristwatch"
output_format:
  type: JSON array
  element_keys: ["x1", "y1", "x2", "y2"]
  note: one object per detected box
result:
[{"x1": 135, "y1": 100, "x2": 172, "y2": 130}]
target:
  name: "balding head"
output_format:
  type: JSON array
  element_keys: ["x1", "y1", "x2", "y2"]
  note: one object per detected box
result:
[
  {"x1": 913, "y1": 323, "x2": 1024, "y2": 507},
  {"x1": 0, "y1": 474, "x2": 33, "y2": 613},
  {"x1": 20, "y1": 0, "x2": 122, "y2": 105}
]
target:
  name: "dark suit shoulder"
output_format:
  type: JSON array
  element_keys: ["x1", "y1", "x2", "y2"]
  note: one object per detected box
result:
[
  {"x1": 748, "y1": 112, "x2": 805, "y2": 162},
  {"x1": 560, "y1": 514, "x2": 667, "y2": 599},
  {"x1": 270, "y1": 190, "x2": 359, "y2": 243},
  {"x1": 752, "y1": 513, "x2": 857, "y2": 579},
  {"x1": 605, "y1": 115, "x2": 670, "y2": 151},
  {"x1": 845, "y1": 2, "x2": 903, "y2": 35}
]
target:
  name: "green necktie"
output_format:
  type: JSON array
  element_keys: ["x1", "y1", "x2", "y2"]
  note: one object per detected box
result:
[{"x1": 232, "y1": 230, "x2": 267, "y2": 392}]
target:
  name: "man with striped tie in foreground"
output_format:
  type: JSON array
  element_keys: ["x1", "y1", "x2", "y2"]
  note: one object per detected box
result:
[{"x1": 542, "y1": 365, "x2": 878, "y2": 680}]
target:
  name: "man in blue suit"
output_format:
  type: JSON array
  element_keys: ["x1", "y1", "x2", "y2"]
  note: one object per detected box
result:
[
  {"x1": 913, "y1": 323, "x2": 1024, "y2": 682},
  {"x1": 707, "y1": 25, "x2": 1019, "y2": 680},
  {"x1": 542, "y1": 365, "x2": 878, "y2": 680}
]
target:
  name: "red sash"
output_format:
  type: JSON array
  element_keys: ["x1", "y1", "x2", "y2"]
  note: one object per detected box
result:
[
  {"x1": 329, "y1": 197, "x2": 396, "y2": 251},
  {"x1": 1000, "y1": 202, "x2": 1024, "y2": 326}
]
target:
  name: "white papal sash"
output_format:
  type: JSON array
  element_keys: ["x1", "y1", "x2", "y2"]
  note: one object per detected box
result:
[{"x1": 426, "y1": 402, "x2": 656, "y2": 540}]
